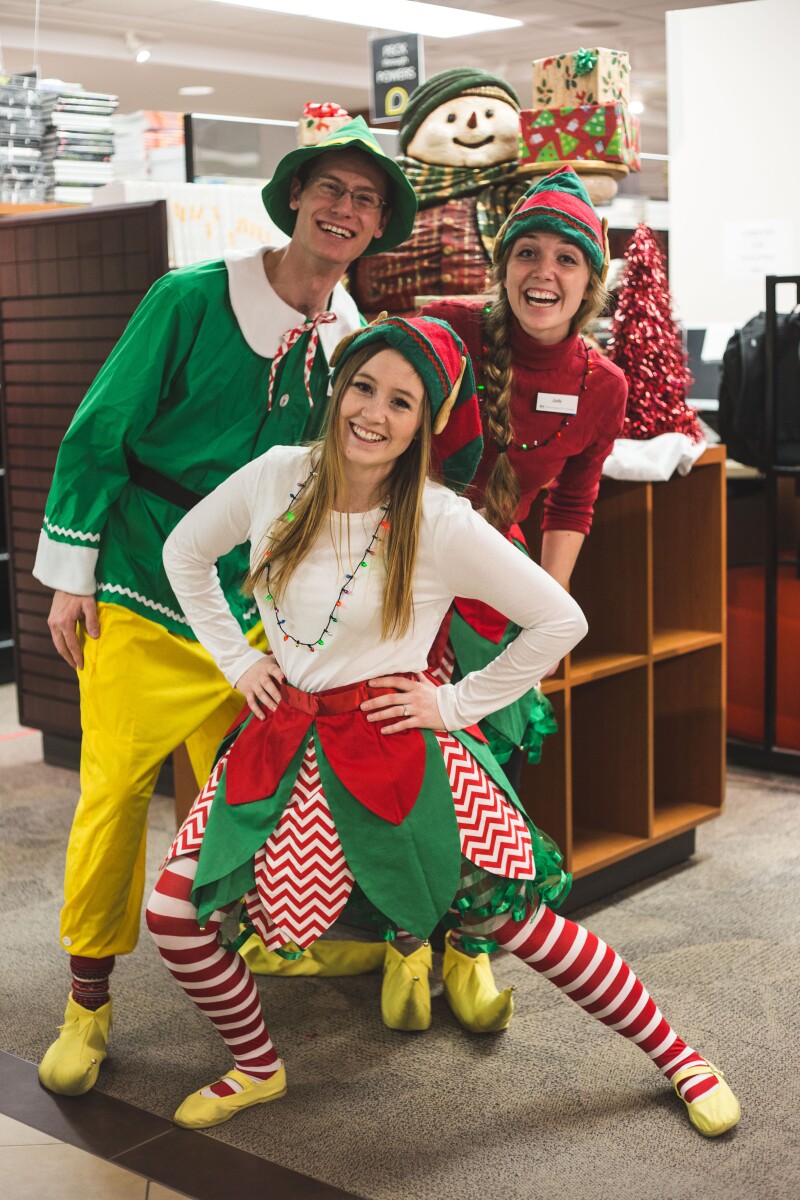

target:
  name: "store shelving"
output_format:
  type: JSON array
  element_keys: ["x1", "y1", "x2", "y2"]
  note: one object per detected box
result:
[{"x1": 518, "y1": 444, "x2": 726, "y2": 881}]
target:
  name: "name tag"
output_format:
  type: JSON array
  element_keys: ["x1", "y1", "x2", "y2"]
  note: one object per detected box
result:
[{"x1": 535, "y1": 391, "x2": 580, "y2": 415}]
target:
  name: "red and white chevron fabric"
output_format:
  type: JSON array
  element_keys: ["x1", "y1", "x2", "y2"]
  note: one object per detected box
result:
[
  {"x1": 163, "y1": 749, "x2": 231, "y2": 865},
  {"x1": 427, "y1": 641, "x2": 456, "y2": 686},
  {"x1": 253, "y1": 738, "x2": 354, "y2": 947},
  {"x1": 435, "y1": 732, "x2": 536, "y2": 880}
]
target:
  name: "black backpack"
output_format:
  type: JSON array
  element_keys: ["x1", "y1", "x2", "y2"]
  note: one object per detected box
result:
[{"x1": 718, "y1": 309, "x2": 800, "y2": 470}]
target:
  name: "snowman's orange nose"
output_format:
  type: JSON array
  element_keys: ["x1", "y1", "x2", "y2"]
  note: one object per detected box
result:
[{"x1": 467, "y1": 111, "x2": 478, "y2": 129}]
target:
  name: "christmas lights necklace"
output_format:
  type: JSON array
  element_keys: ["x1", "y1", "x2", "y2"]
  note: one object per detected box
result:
[
  {"x1": 263, "y1": 472, "x2": 390, "y2": 653},
  {"x1": 479, "y1": 304, "x2": 592, "y2": 453}
]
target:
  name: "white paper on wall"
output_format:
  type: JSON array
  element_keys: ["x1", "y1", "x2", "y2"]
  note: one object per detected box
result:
[
  {"x1": 92, "y1": 180, "x2": 288, "y2": 267},
  {"x1": 723, "y1": 219, "x2": 794, "y2": 284}
]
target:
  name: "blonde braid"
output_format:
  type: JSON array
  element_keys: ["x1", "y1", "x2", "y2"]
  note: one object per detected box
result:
[{"x1": 482, "y1": 275, "x2": 520, "y2": 531}]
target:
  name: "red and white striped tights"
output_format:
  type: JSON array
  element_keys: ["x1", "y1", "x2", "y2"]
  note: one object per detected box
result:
[
  {"x1": 147, "y1": 857, "x2": 716, "y2": 1107},
  {"x1": 146, "y1": 855, "x2": 281, "y2": 1099},
  {"x1": 489, "y1": 902, "x2": 718, "y2": 1105}
]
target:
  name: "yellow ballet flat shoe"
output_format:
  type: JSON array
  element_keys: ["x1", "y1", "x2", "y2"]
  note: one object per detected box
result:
[
  {"x1": 381, "y1": 941, "x2": 432, "y2": 1031},
  {"x1": 174, "y1": 1064, "x2": 287, "y2": 1129},
  {"x1": 241, "y1": 934, "x2": 385, "y2": 977},
  {"x1": 672, "y1": 1061, "x2": 741, "y2": 1137},
  {"x1": 38, "y1": 995, "x2": 112, "y2": 1096},
  {"x1": 443, "y1": 934, "x2": 514, "y2": 1033}
]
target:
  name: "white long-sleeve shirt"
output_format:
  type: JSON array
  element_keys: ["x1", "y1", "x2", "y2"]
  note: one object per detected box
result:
[{"x1": 163, "y1": 445, "x2": 587, "y2": 732}]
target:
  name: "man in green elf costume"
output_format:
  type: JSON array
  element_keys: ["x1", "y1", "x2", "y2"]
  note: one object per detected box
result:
[{"x1": 33, "y1": 117, "x2": 427, "y2": 1097}]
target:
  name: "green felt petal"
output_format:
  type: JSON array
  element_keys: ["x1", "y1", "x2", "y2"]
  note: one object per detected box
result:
[
  {"x1": 192, "y1": 728, "x2": 310, "y2": 925},
  {"x1": 315, "y1": 728, "x2": 462, "y2": 940}
]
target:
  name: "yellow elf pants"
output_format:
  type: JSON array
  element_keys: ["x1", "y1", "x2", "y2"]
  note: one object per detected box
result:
[{"x1": 60, "y1": 602, "x2": 266, "y2": 958}]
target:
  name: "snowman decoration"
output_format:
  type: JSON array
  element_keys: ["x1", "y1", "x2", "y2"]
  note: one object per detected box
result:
[{"x1": 351, "y1": 67, "x2": 526, "y2": 317}]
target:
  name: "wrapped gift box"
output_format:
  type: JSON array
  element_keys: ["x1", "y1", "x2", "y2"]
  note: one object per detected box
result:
[
  {"x1": 519, "y1": 103, "x2": 640, "y2": 170},
  {"x1": 532, "y1": 48, "x2": 630, "y2": 108},
  {"x1": 298, "y1": 101, "x2": 351, "y2": 146}
]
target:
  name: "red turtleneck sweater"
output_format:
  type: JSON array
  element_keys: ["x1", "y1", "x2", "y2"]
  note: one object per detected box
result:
[{"x1": 421, "y1": 297, "x2": 627, "y2": 534}]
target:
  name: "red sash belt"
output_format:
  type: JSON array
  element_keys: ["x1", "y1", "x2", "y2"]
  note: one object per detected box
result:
[{"x1": 224, "y1": 675, "x2": 426, "y2": 826}]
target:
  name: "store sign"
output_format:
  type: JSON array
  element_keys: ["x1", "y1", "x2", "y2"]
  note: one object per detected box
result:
[{"x1": 369, "y1": 34, "x2": 423, "y2": 124}]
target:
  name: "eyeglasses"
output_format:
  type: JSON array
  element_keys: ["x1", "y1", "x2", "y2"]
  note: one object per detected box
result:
[{"x1": 307, "y1": 175, "x2": 387, "y2": 213}]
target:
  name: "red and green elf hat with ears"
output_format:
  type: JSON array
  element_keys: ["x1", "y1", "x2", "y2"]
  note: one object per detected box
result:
[
  {"x1": 330, "y1": 314, "x2": 483, "y2": 493},
  {"x1": 262, "y1": 116, "x2": 417, "y2": 255},
  {"x1": 494, "y1": 165, "x2": 610, "y2": 281}
]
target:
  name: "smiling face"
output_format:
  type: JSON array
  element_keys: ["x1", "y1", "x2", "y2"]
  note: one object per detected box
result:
[
  {"x1": 289, "y1": 148, "x2": 390, "y2": 266},
  {"x1": 337, "y1": 348, "x2": 426, "y2": 487},
  {"x1": 503, "y1": 231, "x2": 592, "y2": 344},
  {"x1": 406, "y1": 94, "x2": 520, "y2": 168}
]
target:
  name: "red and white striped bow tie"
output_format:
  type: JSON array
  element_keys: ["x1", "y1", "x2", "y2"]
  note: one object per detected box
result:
[{"x1": 266, "y1": 311, "x2": 338, "y2": 413}]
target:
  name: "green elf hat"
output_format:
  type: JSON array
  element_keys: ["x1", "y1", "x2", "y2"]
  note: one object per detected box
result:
[
  {"x1": 399, "y1": 67, "x2": 520, "y2": 154},
  {"x1": 262, "y1": 116, "x2": 417, "y2": 255},
  {"x1": 494, "y1": 165, "x2": 610, "y2": 281},
  {"x1": 330, "y1": 314, "x2": 483, "y2": 493}
]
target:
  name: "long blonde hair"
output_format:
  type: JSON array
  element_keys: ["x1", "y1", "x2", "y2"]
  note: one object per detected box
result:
[
  {"x1": 246, "y1": 341, "x2": 432, "y2": 640},
  {"x1": 481, "y1": 240, "x2": 609, "y2": 530}
]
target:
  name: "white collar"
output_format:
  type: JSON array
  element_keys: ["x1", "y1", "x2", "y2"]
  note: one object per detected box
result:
[{"x1": 224, "y1": 245, "x2": 361, "y2": 360}]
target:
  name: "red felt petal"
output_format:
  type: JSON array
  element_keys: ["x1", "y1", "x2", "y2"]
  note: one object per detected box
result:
[
  {"x1": 316, "y1": 713, "x2": 426, "y2": 826},
  {"x1": 225, "y1": 705, "x2": 313, "y2": 806}
]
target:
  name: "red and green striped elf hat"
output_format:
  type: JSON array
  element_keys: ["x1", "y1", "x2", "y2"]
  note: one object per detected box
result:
[
  {"x1": 494, "y1": 165, "x2": 610, "y2": 280},
  {"x1": 330, "y1": 314, "x2": 483, "y2": 494}
]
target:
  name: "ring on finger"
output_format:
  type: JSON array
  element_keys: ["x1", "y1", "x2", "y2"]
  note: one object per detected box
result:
[{"x1": 402, "y1": 704, "x2": 409, "y2": 718}]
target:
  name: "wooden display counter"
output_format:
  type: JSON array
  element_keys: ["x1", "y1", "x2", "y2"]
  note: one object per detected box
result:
[{"x1": 519, "y1": 445, "x2": 726, "y2": 905}]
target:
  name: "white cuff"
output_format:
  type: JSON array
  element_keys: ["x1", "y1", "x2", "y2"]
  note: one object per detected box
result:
[
  {"x1": 32, "y1": 531, "x2": 98, "y2": 595},
  {"x1": 432, "y1": 682, "x2": 461, "y2": 731}
]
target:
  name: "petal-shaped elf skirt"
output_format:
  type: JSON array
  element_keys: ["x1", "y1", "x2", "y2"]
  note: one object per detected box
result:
[{"x1": 165, "y1": 678, "x2": 570, "y2": 948}]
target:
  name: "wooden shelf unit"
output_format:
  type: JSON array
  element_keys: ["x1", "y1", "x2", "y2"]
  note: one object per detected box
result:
[{"x1": 518, "y1": 445, "x2": 726, "y2": 881}]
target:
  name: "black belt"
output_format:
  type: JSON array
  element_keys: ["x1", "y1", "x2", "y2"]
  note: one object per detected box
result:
[{"x1": 128, "y1": 455, "x2": 205, "y2": 511}]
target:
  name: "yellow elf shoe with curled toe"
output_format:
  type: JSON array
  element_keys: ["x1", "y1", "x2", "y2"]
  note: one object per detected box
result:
[
  {"x1": 38, "y1": 995, "x2": 112, "y2": 1096},
  {"x1": 443, "y1": 934, "x2": 514, "y2": 1034},
  {"x1": 673, "y1": 1061, "x2": 741, "y2": 1137},
  {"x1": 240, "y1": 934, "x2": 386, "y2": 977},
  {"x1": 173, "y1": 1064, "x2": 287, "y2": 1129},
  {"x1": 381, "y1": 941, "x2": 432, "y2": 1031}
]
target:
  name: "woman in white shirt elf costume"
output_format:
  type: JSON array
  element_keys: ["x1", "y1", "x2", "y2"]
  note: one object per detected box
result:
[{"x1": 148, "y1": 315, "x2": 740, "y2": 1138}]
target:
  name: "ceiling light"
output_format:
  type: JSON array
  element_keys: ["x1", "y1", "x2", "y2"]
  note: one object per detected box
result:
[
  {"x1": 629, "y1": 100, "x2": 645, "y2": 115},
  {"x1": 204, "y1": 0, "x2": 522, "y2": 39},
  {"x1": 179, "y1": 86, "x2": 216, "y2": 96},
  {"x1": 125, "y1": 31, "x2": 152, "y2": 63}
]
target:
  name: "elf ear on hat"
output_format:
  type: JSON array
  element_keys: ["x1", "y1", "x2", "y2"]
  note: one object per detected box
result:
[
  {"x1": 493, "y1": 165, "x2": 611, "y2": 281},
  {"x1": 399, "y1": 67, "x2": 520, "y2": 155},
  {"x1": 262, "y1": 116, "x2": 417, "y2": 255},
  {"x1": 330, "y1": 315, "x2": 482, "y2": 493}
]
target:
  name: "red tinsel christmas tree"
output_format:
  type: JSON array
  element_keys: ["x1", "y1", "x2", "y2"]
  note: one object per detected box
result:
[{"x1": 608, "y1": 224, "x2": 702, "y2": 441}]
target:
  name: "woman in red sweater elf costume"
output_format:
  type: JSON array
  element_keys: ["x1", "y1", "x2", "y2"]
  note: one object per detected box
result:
[{"x1": 423, "y1": 164, "x2": 627, "y2": 768}]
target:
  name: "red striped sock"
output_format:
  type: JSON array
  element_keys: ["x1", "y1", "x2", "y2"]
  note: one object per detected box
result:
[
  {"x1": 70, "y1": 954, "x2": 114, "y2": 1010},
  {"x1": 495, "y1": 904, "x2": 719, "y2": 1106},
  {"x1": 146, "y1": 855, "x2": 280, "y2": 1099}
]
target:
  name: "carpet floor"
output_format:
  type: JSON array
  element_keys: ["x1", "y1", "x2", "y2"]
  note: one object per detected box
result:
[{"x1": 2, "y1": 741, "x2": 798, "y2": 1200}]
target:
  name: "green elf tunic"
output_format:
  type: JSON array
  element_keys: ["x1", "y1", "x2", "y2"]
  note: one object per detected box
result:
[{"x1": 32, "y1": 247, "x2": 362, "y2": 635}]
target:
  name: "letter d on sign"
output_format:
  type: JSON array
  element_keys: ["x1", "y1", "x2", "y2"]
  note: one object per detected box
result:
[{"x1": 385, "y1": 86, "x2": 409, "y2": 116}]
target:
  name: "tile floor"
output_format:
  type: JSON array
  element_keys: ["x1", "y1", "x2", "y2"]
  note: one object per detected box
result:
[
  {"x1": 0, "y1": 686, "x2": 355, "y2": 1200},
  {"x1": 0, "y1": 1104, "x2": 188, "y2": 1200}
]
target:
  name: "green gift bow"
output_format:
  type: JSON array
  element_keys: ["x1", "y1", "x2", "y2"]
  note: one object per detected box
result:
[{"x1": 573, "y1": 48, "x2": 598, "y2": 76}]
